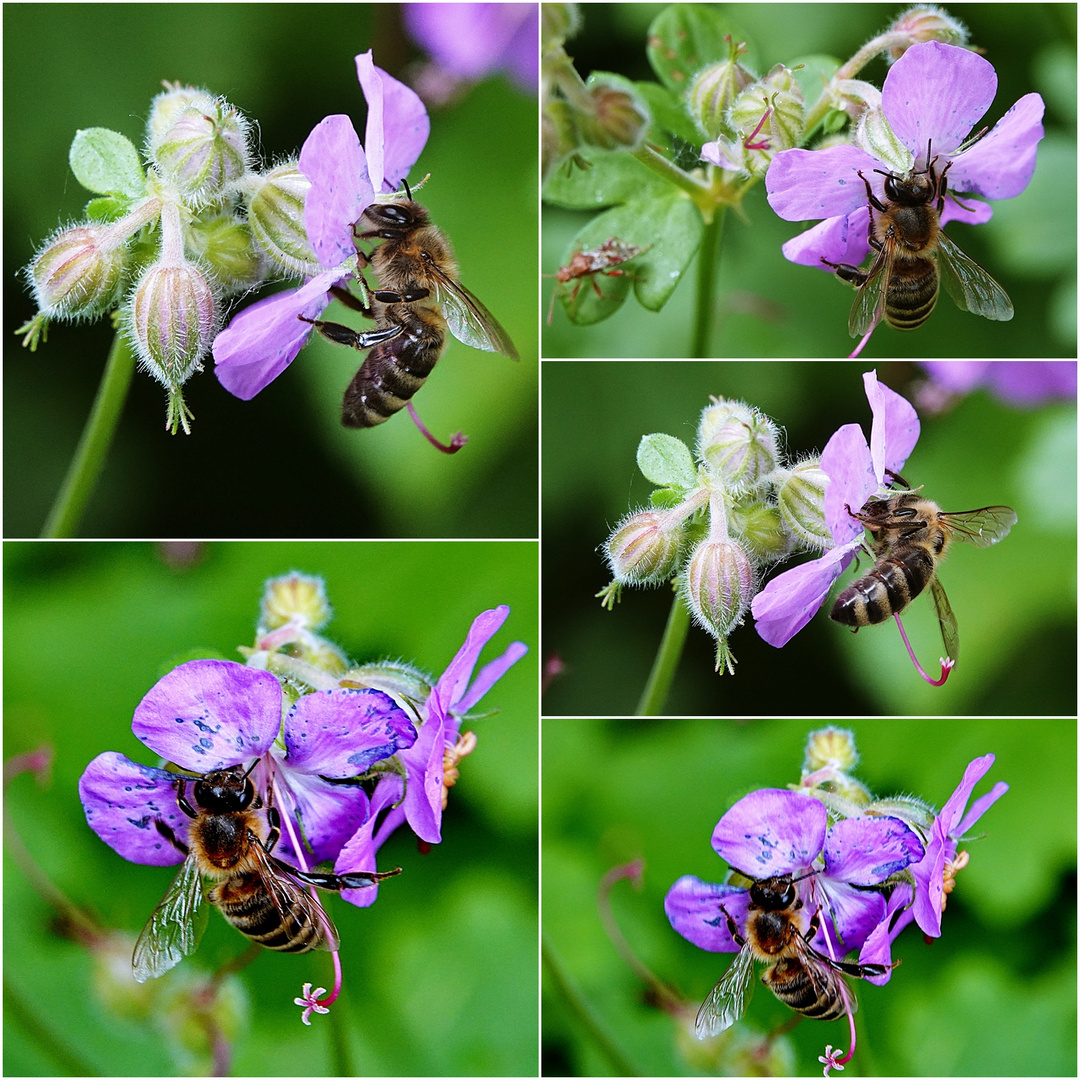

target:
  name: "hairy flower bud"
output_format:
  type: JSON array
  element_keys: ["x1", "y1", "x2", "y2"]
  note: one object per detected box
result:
[
  {"x1": 728, "y1": 64, "x2": 804, "y2": 177},
  {"x1": 605, "y1": 509, "x2": 684, "y2": 584},
  {"x1": 542, "y1": 2, "x2": 580, "y2": 49},
  {"x1": 700, "y1": 407, "x2": 779, "y2": 491},
  {"x1": 887, "y1": 5, "x2": 969, "y2": 61},
  {"x1": 261, "y1": 572, "x2": 332, "y2": 631},
  {"x1": 150, "y1": 97, "x2": 251, "y2": 205},
  {"x1": 688, "y1": 37, "x2": 754, "y2": 140},
  {"x1": 777, "y1": 459, "x2": 830, "y2": 550},
  {"x1": 683, "y1": 538, "x2": 755, "y2": 673},
  {"x1": 129, "y1": 261, "x2": 217, "y2": 389},
  {"x1": 730, "y1": 501, "x2": 789, "y2": 563},
  {"x1": 577, "y1": 79, "x2": 649, "y2": 151},
  {"x1": 246, "y1": 164, "x2": 322, "y2": 277},
  {"x1": 185, "y1": 214, "x2": 263, "y2": 292},
  {"x1": 804, "y1": 726, "x2": 859, "y2": 773},
  {"x1": 29, "y1": 224, "x2": 128, "y2": 318}
]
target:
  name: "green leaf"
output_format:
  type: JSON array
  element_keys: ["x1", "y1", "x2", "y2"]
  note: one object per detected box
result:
[
  {"x1": 645, "y1": 4, "x2": 749, "y2": 96},
  {"x1": 69, "y1": 127, "x2": 147, "y2": 198},
  {"x1": 542, "y1": 144, "x2": 668, "y2": 209},
  {"x1": 637, "y1": 433, "x2": 696, "y2": 488},
  {"x1": 84, "y1": 195, "x2": 130, "y2": 222},
  {"x1": 635, "y1": 79, "x2": 704, "y2": 149}
]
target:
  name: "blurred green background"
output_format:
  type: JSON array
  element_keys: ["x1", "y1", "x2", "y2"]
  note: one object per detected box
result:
[
  {"x1": 542, "y1": 361, "x2": 1077, "y2": 716},
  {"x1": 4, "y1": 4, "x2": 538, "y2": 538},
  {"x1": 542, "y1": 3, "x2": 1076, "y2": 358},
  {"x1": 542, "y1": 718, "x2": 1077, "y2": 1076},
  {"x1": 3, "y1": 541, "x2": 538, "y2": 1076}
]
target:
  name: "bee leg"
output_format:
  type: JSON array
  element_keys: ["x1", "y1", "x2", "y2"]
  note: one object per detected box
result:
[
  {"x1": 282, "y1": 863, "x2": 404, "y2": 891},
  {"x1": 299, "y1": 315, "x2": 405, "y2": 350},
  {"x1": 802, "y1": 908, "x2": 822, "y2": 943},
  {"x1": 153, "y1": 818, "x2": 190, "y2": 856},
  {"x1": 329, "y1": 284, "x2": 374, "y2": 320},
  {"x1": 370, "y1": 287, "x2": 431, "y2": 304},
  {"x1": 820, "y1": 258, "x2": 869, "y2": 288},
  {"x1": 263, "y1": 805, "x2": 281, "y2": 854},
  {"x1": 718, "y1": 902, "x2": 747, "y2": 947},
  {"x1": 175, "y1": 779, "x2": 198, "y2": 820},
  {"x1": 856, "y1": 170, "x2": 888, "y2": 214}
]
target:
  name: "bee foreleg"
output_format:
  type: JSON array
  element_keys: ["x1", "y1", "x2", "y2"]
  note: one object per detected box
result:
[
  {"x1": 718, "y1": 902, "x2": 746, "y2": 947},
  {"x1": 299, "y1": 315, "x2": 404, "y2": 351},
  {"x1": 821, "y1": 258, "x2": 869, "y2": 288},
  {"x1": 328, "y1": 284, "x2": 374, "y2": 319},
  {"x1": 154, "y1": 818, "x2": 189, "y2": 856}
]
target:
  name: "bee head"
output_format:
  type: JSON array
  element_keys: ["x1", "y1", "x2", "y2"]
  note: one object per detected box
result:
[{"x1": 191, "y1": 764, "x2": 256, "y2": 813}]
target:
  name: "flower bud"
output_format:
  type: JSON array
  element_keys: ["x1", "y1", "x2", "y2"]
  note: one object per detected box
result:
[
  {"x1": 342, "y1": 660, "x2": 431, "y2": 724},
  {"x1": 729, "y1": 501, "x2": 789, "y2": 563},
  {"x1": 687, "y1": 37, "x2": 754, "y2": 140},
  {"x1": 185, "y1": 214, "x2": 264, "y2": 292},
  {"x1": 866, "y1": 794, "x2": 936, "y2": 833},
  {"x1": 700, "y1": 408, "x2": 779, "y2": 491},
  {"x1": 832, "y1": 79, "x2": 882, "y2": 123},
  {"x1": 29, "y1": 224, "x2": 128, "y2": 318},
  {"x1": 683, "y1": 538, "x2": 755, "y2": 672},
  {"x1": 542, "y1": 2, "x2": 580, "y2": 49},
  {"x1": 605, "y1": 509, "x2": 684, "y2": 584},
  {"x1": 150, "y1": 97, "x2": 251, "y2": 206},
  {"x1": 776, "y1": 459, "x2": 830, "y2": 550},
  {"x1": 146, "y1": 84, "x2": 220, "y2": 144},
  {"x1": 247, "y1": 164, "x2": 322, "y2": 277},
  {"x1": 129, "y1": 261, "x2": 217, "y2": 389},
  {"x1": 887, "y1": 5, "x2": 969, "y2": 61},
  {"x1": 261, "y1": 572, "x2": 331, "y2": 631},
  {"x1": 804, "y1": 726, "x2": 859, "y2": 773},
  {"x1": 576, "y1": 79, "x2": 649, "y2": 151}
]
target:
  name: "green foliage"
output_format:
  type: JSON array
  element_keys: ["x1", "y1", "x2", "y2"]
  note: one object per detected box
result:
[
  {"x1": 542, "y1": 718, "x2": 1077, "y2": 1076},
  {"x1": 68, "y1": 128, "x2": 147, "y2": 199},
  {"x1": 3, "y1": 542, "x2": 538, "y2": 1076}
]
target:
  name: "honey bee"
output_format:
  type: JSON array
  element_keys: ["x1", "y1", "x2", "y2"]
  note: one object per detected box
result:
[
  {"x1": 821, "y1": 144, "x2": 1013, "y2": 337},
  {"x1": 132, "y1": 764, "x2": 400, "y2": 982},
  {"x1": 696, "y1": 873, "x2": 889, "y2": 1039},
  {"x1": 830, "y1": 491, "x2": 1017, "y2": 662},
  {"x1": 301, "y1": 197, "x2": 518, "y2": 429},
  {"x1": 546, "y1": 237, "x2": 648, "y2": 324}
]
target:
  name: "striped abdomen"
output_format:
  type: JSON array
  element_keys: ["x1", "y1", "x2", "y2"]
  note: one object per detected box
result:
[
  {"x1": 763, "y1": 958, "x2": 848, "y2": 1021},
  {"x1": 209, "y1": 872, "x2": 325, "y2": 953},
  {"x1": 830, "y1": 546, "x2": 936, "y2": 627},
  {"x1": 882, "y1": 256, "x2": 938, "y2": 331}
]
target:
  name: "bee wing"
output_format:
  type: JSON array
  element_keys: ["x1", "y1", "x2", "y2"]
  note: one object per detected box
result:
[
  {"x1": 695, "y1": 946, "x2": 756, "y2": 1039},
  {"x1": 790, "y1": 933, "x2": 858, "y2": 1017},
  {"x1": 848, "y1": 243, "x2": 894, "y2": 338},
  {"x1": 935, "y1": 231, "x2": 1014, "y2": 321},
  {"x1": 941, "y1": 505, "x2": 1017, "y2": 547},
  {"x1": 930, "y1": 577, "x2": 960, "y2": 663},
  {"x1": 253, "y1": 845, "x2": 341, "y2": 952},
  {"x1": 132, "y1": 854, "x2": 209, "y2": 982},
  {"x1": 429, "y1": 271, "x2": 519, "y2": 360}
]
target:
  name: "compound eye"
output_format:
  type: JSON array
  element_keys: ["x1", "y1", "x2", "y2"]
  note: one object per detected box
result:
[
  {"x1": 779, "y1": 883, "x2": 796, "y2": 907},
  {"x1": 883, "y1": 175, "x2": 901, "y2": 201}
]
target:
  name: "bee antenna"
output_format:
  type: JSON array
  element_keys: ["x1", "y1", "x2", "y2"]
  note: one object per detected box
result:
[
  {"x1": 241, "y1": 758, "x2": 260, "y2": 781},
  {"x1": 790, "y1": 868, "x2": 820, "y2": 885},
  {"x1": 402, "y1": 179, "x2": 413, "y2": 201}
]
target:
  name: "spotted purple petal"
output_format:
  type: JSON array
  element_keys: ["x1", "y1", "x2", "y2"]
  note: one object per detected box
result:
[
  {"x1": 664, "y1": 875, "x2": 749, "y2": 953},
  {"x1": 711, "y1": 788, "x2": 827, "y2": 876},
  {"x1": 131, "y1": 659, "x2": 281, "y2": 771},
  {"x1": 824, "y1": 815, "x2": 924, "y2": 886}
]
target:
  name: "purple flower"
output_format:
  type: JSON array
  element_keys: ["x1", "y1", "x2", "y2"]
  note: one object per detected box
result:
[
  {"x1": 920, "y1": 361, "x2": 1077, "y2": 408},
  {"x1": 765, "y1": 42, "x2": 1044, "y2": 270},
  {"x1": 78, "y1": 659, "x2": 417, "y2": 870},
  {"x1": 213, "y1": 53, "x2": 429, "y2": 400},
  {"x1": 404, "y1": 3, "x2": 538, "y2": 97},
  {"x1": 859, "y1": 754, "x2": 1007, "y2": 979},
  {"x1": 665, "y1": 788, "x2": 922, "y2": 957},
  {"x1": 752, "y1": 370, "x2": 919, "y2": 646},
  {"x1": 334, "y1": 605, "x2": 527, "y2": 906}
]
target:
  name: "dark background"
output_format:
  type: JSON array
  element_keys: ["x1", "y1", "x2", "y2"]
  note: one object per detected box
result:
[{"x1": 5, "y1": 4, "x2": 538, "y2": 538}]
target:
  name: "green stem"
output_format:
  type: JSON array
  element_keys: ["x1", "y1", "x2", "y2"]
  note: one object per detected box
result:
[
  {"x1": 690, "y1": 209, "x2": 724, "y2": 357},
  {"x1": 635, "y1": 592, "x2": 690, "y2": 716},
  {"x1": 542, "y1": 934, "x2": 641, "y2": 1076},
  {"x1": 41, "y1": 331, "x2": 135, "y2": 538},
  {"x1": 630, "y1": 143, "x2": 711, "y2": 203}
]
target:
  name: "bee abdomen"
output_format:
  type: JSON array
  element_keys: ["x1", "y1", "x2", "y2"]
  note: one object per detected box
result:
[
  {"x1": 831, "y1": 548, "x2": 935, "y2": 626},
  {"x1": 883, "y1": 260, "x2": 938, "y2": 330},
  {"x1": 341, "y1": 317, "x2": 444, "y2": 428},
  {"x1": 763, "y1": 959, "x2": 846, "y2": 1021},
  {"x1": 210, "y1": 874, "x2": 324, "y2": 953}
]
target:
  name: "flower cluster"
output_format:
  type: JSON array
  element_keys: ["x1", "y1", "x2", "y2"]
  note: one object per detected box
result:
[
  {"x1": 597, "y1": 396, "x2": 833, "y2": 674},
  {"x1": 78, "y1": 572, "x2": 526, "y2": 1021},
  {"x1": 19, "y1": 52, "x2": 428, "y2": 435},
  {"x1": 665, "y1": 727, "x2": 1007, "y2": 1075}
]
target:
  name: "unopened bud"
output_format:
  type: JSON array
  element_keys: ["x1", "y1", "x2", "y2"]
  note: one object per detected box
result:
[
  {"x1": 728, "y1": 65, "x2": 804, "y2": 177},
  {"x1": 146, "y1": 84, "x2": 220, "y2": 144},
  {"x1": 730, "y1": 501, "x2": 789, "y2": 563},
  {"x1": 261, "y1": 572, "x2": 331, "y2": 631},
  {"x1": 186, "y1": 214, "x2": 263, "y2": 292},
  {"x1": 688, "y1": 37, "x2": 754, "y2": 140},
  {"x1": 856, "y1": 105, "x2": 910, "y2": 173},
  {"x1": 683, "y1": 538, "x2": 755, "y2": 673},
  {"x1": 605, "y1": 509, "x2": 684, "y2": 584},
  {"x1": 129, "y1": 261, "x2": 217, "y2": 389},
  {"x1": 247, "y1": 164, "x2": 322, "y2": 277},
  {"x1": 542, "y1": 2, "x2": 580, "y2": 49},
  {"x1": 150, "y1": 97, "x2": 251, "y2": 205},
  {"x1": 804, "y1": 726, "x2": 859, "y2": 772},
  {"x1": 577, "y1": 79, "x2": 649, "y2": 151},
  {"x1": 887, "y1": 5, "x2": 969, "y2": 61},
  {"x1": 30, "y1": 224, "x2": 128, "y2": 318},
  {"x1": 700, "y1": 408, "x2": 779, "y2": 491},
  {"x1": 777, "y1": 460, "x2": 830, "y2": 550}
]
